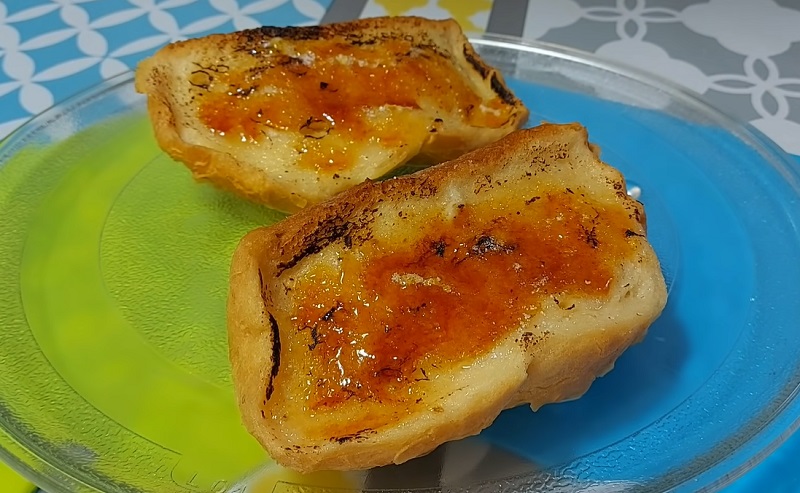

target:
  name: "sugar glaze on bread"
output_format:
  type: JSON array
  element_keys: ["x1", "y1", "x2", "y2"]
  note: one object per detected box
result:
[
  {"x1": 134, "y1": 17, "x2": 528, "y2": 212},
  {"x1": 227, "y1": 123, "x2": 667, "y2": 472}
]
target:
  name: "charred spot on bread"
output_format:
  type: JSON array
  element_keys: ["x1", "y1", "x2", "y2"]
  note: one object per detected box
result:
[
  {"x1": 265, "y1": 313, "x2": 282, "y2": 401},
  {"x1": 135, "y1": 17, "x2": 529, "y2": 213},
  {"x1": 276, "y1": 210, "x2": 382, "y2": 275},
  {"x1": 331, "y1": 428, "x2": 375, "y2": 444},
  {"x1": 258, "y1": 268, "x2": 268, "y2": 308},
  {"x1": 276, "y1": 219, "x2": 355, "y2": 275},
  {"x1": 517, "y1": 330, "x2": 551, "y2": 351},
  {"x1": 583, "y1": 225, "x2": 600, "y2": 248},
  {"x1": 525, "y1": 196, "x2": 541, "y2": 205},
  {"x1": 431, "y1": 239, "x2": 447, "y2": 257},
  {"x1": 251, "y1": 25, "x2": 325, "y2": 42},
  {"x1": 491, "y1": 73, "x2": 517, "y2": 106},
  {"x1": 463, "y1": 45, "x2": 489, "y2": 79},
  {"x1": 470, "y1": 234, "x2": 516, "y2": 256},
  {"x1": 226, "y1": 123, "x2": 667, "y2": 473}
]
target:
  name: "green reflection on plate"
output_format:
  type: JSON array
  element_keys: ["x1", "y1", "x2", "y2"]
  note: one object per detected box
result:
[{"x1": 1, "y1": 114, "x2": 289, "y2": 490}]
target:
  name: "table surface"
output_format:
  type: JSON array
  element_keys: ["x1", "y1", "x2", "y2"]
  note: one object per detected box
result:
[{"x1": 1, "y1": 1, "x2": 798, "y2": 492}]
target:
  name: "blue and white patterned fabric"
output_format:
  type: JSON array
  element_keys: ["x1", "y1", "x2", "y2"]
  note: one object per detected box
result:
[{"x1": 0, "y1": 0, "x2": 330, "y2": 138}]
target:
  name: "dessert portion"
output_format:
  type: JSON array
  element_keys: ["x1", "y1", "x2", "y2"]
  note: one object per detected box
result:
[
  {"x1": 227, "y1": 123, "x2": 668, "y2": 472},
  {"x1": 134, "y1": 16, "x2": 529, "y2": 212}
]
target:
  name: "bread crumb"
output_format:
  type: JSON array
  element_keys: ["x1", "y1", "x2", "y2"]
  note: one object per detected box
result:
[{"x1": 391, "y1": 273, "x2": 453, "y2": 292}]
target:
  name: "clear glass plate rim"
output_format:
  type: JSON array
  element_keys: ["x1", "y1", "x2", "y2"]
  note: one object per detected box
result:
[
  {"x1": 472, "y1": 34, "x2": 800, "y2": 183},
  {"x1": 0, "y1": 35, "x2": 798, "y2": 493},
  {"x1": 469, "y1": 36, "x2": 800, "y2": 492}
]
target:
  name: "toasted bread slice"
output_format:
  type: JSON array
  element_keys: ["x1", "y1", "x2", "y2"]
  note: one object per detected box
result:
[
  {"x1": 134, "y1": 17, "x2": 528, "y2": 212},
  {"x1": 227, "y1": 123, "x2": 667, "y2": 472}
]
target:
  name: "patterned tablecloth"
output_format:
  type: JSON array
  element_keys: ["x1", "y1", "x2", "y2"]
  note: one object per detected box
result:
[{"x1": 1, "y1": 1, "x2": 798, "y2": 492}]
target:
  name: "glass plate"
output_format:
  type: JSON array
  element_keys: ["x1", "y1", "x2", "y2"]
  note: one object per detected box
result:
[{"x1": 1, "y1": 35, "x2": 800, "y2": 493}]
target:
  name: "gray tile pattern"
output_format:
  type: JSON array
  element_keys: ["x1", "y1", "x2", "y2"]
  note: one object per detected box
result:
[
  {"x1": 772, "y1": 42, "x2": 800, "y2": 124},
  {"x1": 538, "y1": 18, "x2": 619, "y2": 53},
  {"x1": 320, "y1": 0, "x2": 366, "y2": 24},
  {"x1": 483, "y1": 0, "x2": 800, "y2": 154},
  {"x1": 487, "y1": 0, "x2": 529, "y2": 37},
  {"x1": 644, "y1": 22, "x2": 758, "y2": 122}
]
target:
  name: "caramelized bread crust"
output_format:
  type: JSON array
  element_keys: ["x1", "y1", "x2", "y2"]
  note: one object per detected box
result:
[
  {"x1": 227, "y1": 123, "x2": 667, "y2": 472},
  {"x1": 134, "y1": 16, "x2": 529, "y2": 212}
]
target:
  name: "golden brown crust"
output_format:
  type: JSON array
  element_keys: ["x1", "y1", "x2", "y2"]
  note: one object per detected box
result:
[
  {"x1": 227, "y1": 123, "x2": 667, "y2": 472},
  {"x1": 142, "y1": 93, "x2": 307, "y2": 211},
  {"x1": 135, "y1": 16, "x2": 529, "y2": 213}
]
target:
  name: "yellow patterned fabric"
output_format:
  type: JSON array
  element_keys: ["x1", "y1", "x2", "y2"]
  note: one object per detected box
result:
[{"x1": 372, "y1": 0, "x2": 492, "y2": 33}]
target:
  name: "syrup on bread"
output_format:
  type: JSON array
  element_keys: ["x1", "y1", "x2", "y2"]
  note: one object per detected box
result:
[
  {"x1": 134, "y1": 17, "x2": 529, "y2": 212},
  {"x1": 227, "y1": 123, "x2": 668, "y2": 472}
]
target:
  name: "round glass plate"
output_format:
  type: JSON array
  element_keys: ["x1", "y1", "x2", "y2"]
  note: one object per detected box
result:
[{"x1": 1, "y1": 35, "x2": 800, "y2": 493}]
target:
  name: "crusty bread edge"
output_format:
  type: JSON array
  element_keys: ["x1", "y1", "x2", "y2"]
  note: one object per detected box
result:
[
  {"x1": 136, "y1": 84, "x2": 310, "y2": 211},
  {"x1": 227, "y1": 123, "x2": 668, "y2": 472},
  {"x1": 228, "y1": 225, "x2": 532, "y2": 472},
  {"x1": 228, "y1": 232, "x2": 276, "y2": 446},
  {"x1": 509, "y1": 261, "x2": 665, "y2": 411},
  {"x1": 134, "y1": 16, "x2": 529, "y2": 213}
]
